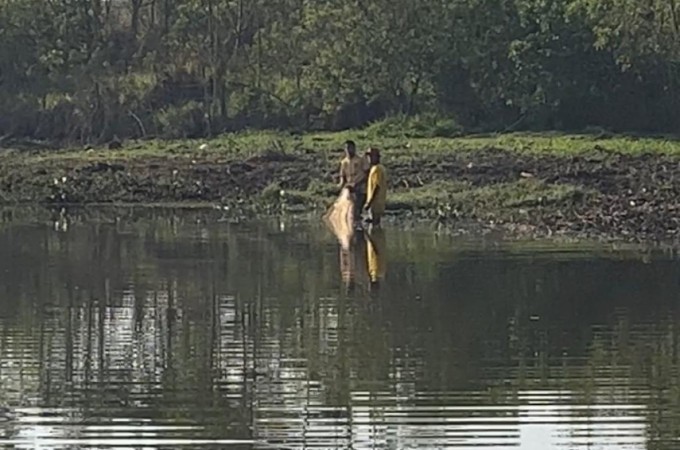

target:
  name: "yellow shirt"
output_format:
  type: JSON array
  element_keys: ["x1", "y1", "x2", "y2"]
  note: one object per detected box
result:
[
  {"x1": 367, "y1": 228, "x2": 387, "y2": 282},
  {"x1": 340, "y1": 156, "x2": 369, "y2": 192},
  {"x1": 366, "y1": 164, "x2": 387, "y2": 215}
]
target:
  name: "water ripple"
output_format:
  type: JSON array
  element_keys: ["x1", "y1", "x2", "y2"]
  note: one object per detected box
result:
[{"x1": 0, "y1": 214, "x2": 679, "y2": 449}]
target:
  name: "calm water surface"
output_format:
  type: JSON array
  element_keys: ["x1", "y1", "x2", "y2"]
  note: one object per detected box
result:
[{"x1": 1, "y1": 209, "x2": 680, "y2": 449}]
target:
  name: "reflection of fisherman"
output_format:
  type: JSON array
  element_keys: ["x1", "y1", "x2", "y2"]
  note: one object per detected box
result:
[
  {"x1": 339, "y1": 140, "x2": 369, "y2": 226},
  {"x1": 324, "y1": 177, "x2": 384, "y2": 293},
  {"x1": 339, "y1": 244, "x2": 354, "y2": 293},
  {"x1": 366, "y1": 227, "x2": 387, "y2": 291},
  {"x1": 339, "y1": 233, "x2": 367, "y2": 294}
]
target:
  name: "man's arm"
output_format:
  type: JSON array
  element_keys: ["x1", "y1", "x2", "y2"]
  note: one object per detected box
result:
[
  {"x1": 339, "y1": 162, "x2": 347, "y2": 188},
  {"x1": 365, "y1": 185, "x2": 380, "y2": 209}
]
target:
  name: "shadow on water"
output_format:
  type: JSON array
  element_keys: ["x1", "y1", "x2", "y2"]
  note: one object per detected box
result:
[{"x1": 0, "y1": 207, "x2": 680, "y2": 448}]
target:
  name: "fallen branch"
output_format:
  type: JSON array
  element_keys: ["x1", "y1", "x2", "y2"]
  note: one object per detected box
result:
[{"x1": 128, "y1": 110, "x2": 147, "y2": 138}]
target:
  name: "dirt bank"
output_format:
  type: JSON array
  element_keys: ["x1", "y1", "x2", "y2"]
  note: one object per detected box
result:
[{"x1": 2, "y1": 136, "x2": 680, "y2": 243}]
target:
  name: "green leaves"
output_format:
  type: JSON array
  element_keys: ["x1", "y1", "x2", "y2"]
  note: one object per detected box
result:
[{"x1": 1, "y1": 0, "x2": 680, "y2": 141}]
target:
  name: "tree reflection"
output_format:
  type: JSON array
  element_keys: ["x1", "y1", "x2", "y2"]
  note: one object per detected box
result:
[{"x1": 0, "y1": 209, "x2": 679, "y2": 448}]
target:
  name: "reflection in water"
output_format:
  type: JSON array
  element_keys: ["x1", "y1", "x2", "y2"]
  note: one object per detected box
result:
[
  {"x1": 323, "y1": 188, "x2": 355, "y2": 251},
  {"x1": 366, "y1": 227, "x2": 387, "y2": 291},
  {"x1": 325, "y1": 190, "x2": 365, "y2": 292},
  {"x1": 338, "y1": 235, "x2": 368, "y2": 293},
  {"x1": 0, "y1": 209, "x2": 679, "y2": 449},
  {"x1": 324, "y1": 194, "x2": 389, "y2": 293}
]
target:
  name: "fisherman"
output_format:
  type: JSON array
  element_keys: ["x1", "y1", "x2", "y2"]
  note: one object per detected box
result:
[
  {"x1": 338, "y1": 140, "x2": 369, "y2": 226},
  {"x1": 364, "y1": 147, "x2": 387, "y2": 227}
]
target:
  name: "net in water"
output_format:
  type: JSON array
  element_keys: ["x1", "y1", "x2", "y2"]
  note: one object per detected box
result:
[{"x1": 323, "y1": 187, "x2": 355, "y2": 250}]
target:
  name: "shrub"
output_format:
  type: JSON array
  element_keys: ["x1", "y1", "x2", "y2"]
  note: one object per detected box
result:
[
  {"x1": 154, "y1": 101, "x2": 206, "y2": 139},
  {"x1": 365, "y1": 114, "x2": 463, "y2": 138}
]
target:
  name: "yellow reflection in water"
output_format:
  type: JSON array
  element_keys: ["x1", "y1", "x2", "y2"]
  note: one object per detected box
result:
[
  {"x1": 366, "y1": 227, "x2": 387, "y2": 285},
  {"x1": 324, "y1": 190, "x2": 388, "y2": 293}
]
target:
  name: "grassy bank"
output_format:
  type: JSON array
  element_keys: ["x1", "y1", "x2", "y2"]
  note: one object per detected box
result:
[{"x1": 3, "y1": 130, "x2": 680, "y2": 241}]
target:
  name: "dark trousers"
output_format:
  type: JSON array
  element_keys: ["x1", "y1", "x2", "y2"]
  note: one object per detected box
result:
[{"x1": 353, "y1": 191, "x2": 366, "y2": 222}]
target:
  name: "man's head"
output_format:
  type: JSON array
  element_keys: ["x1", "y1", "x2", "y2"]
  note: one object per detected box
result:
[
  {"x1": 367, "y1": 147, "x2": 381, "y2": 165},
  {"x1": 344, "y1": 140, "x2": 356, "y2": 157}
]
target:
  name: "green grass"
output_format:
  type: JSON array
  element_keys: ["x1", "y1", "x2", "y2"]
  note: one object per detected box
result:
[
  {"x1": 296, "y1": 131, "x2": 680, "y2": 157},
  {"x1": 389, "y1": 181, "x2": 471, "y2": 210},
  {"x1": 454, "y1": 179, "x2": 588, "y2": 210},
  {"x1": 388, "y1": 179, "x2": 589, "y2": 219},
  {"x1": 260, "y1": 179, "x2": 337, "y2": 209},
  {"x1": 13, "y1": 128, "x2": 680, "y2": 167},
  {"x1": 257, "y1": 177, "x2": 587, "y2": 221},
  {"x1": 1, "y1": 126, "x2": 679, "y2": 225}
]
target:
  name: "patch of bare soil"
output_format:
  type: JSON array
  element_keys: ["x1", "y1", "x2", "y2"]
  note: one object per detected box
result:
[
  {"x1": 3, "y1": 146, "x2": 680, "y2": 242},
  {"x1": 388, "y1": 148, "x2": 680, "y2": 241}
]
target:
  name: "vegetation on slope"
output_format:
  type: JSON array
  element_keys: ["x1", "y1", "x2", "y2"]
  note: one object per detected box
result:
[{"x1": 2, "y1": 0, "x2": 680, "y2": 143}]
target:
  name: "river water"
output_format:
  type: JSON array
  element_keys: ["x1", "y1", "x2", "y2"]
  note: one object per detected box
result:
[{"x1": 0, "y1": 208, "x2": 679, "y2": 449}]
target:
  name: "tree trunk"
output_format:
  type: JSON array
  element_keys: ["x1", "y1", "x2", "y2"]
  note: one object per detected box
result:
[
  {"x1": 669, "y1": 0, "x2": 680, "y2": 35},
  {"x1": 163, "y1": 0, "x2": 170, "y2": 35},
  {"x1": 131, "y1": 0, "x2": 142, "y2": 39},
  {"x1": 407, "y1": 76, "x2": 421, "y2": 115}
]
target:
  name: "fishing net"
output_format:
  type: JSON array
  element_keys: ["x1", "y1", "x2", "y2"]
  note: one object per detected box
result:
[{"x1": 323, "y1": 187, "x2": 355, "y2": 250}]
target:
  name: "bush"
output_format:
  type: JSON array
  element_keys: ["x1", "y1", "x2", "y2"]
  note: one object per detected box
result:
[
  {"x1": 365, "y1": 114, "x2": 463, "y2": 138},
  {"x1": 154, "y1": 101, "x2": 206, "y2": 139},
  {"x1": 261, "y1": 182, "x2": 283, "y2": 202},
  {"x1": 306, "y1": 179, "x2": 338, "y2": 198},
  {"x1": 0, "y1": 97, "x2": 41, "y2": 139}
]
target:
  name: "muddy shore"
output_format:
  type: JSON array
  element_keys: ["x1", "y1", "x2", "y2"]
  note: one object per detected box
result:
[{"x1": 2, "y1": 135, "x2": 680, "y2": 243}]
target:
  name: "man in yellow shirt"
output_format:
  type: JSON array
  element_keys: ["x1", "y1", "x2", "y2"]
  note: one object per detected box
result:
[
  {"x1": 364, "y1": 147, "x2": 387, "y2": 227},
  {"x1": 339, "y1": 140, "x2": 369, "y2": 225}
]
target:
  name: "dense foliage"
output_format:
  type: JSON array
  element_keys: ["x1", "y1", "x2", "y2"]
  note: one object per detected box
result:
[{"x1": 1, "y1": 0, "x2": 679, "y2": 143}]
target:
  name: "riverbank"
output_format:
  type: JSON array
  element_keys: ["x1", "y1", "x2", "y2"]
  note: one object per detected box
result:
[{"x1": 3, "y1": 131, "x2": 680, "y2": 243}]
